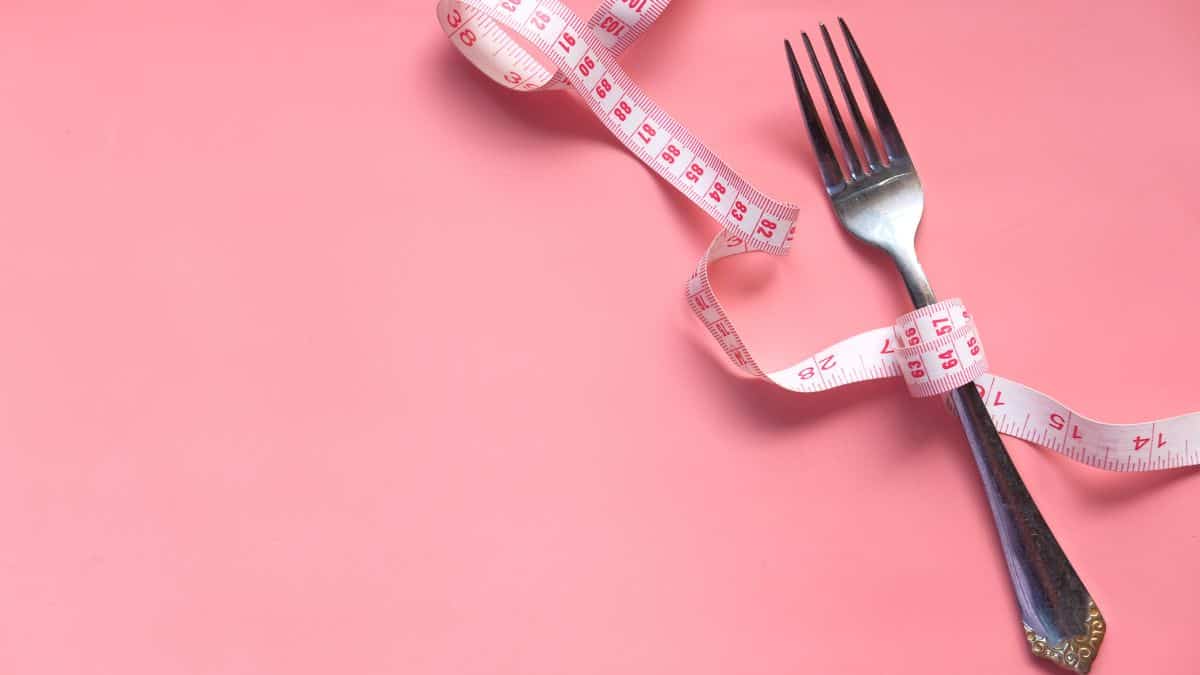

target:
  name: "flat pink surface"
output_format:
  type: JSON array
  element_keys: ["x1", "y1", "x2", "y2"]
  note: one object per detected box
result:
[{"x1": 2, "y1": 1, "x2": 1198, "y2": 673}]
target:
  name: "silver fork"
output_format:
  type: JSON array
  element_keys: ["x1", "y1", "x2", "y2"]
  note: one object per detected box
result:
[{"x1": 783, "y1": 20, "x2": 1105, "y2": 674}]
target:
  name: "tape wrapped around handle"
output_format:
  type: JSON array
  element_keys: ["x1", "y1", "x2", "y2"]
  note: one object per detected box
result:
[{"x1": 437, "y1": 0, "x2": 1200, "y2": 472}]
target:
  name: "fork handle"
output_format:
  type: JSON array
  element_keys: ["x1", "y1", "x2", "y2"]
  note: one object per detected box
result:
[{"x1": 895, "y1": 253, "x2": 1105, "y2": 673}]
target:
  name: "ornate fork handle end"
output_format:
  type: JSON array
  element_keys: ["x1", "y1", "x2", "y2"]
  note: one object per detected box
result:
[
  {"x1": 1025, "y1": 601, "x2": 1106, "y2": 674},
  {"x1": 949, "y1": 382, "x2": 1104, "y2": 674}
]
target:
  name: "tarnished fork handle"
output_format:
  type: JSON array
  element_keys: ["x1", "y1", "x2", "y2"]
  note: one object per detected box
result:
[
  {"x1": 903, "y1": 265, "x2": 1104, "y2": 674},
  {"x1": 784, "y1": 20, "x2": 1104, "y2": 673}
]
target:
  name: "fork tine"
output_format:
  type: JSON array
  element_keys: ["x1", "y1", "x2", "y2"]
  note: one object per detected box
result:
[
  {"x1": 838, "y1": 17, "x2": 908, "y2": 161},
  {"x1": 784, "y1": 39, "x2": 844, "y2": 192},
  {"x1": 819, "y1": 23, "x2": 882, "y2": 172},
  {"x1": 800, "y1": 32, "x2": 862, "y2": 180}
]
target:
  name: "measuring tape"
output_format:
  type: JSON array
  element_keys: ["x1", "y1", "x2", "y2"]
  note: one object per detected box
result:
[{"x1": 437, "y1": 0, "x2": 1200, "y2": 471}]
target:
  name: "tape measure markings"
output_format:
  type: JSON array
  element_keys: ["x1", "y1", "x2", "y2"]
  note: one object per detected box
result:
[{"x1": 437, "y1": 0, "x2": 1200, "y2": 472}]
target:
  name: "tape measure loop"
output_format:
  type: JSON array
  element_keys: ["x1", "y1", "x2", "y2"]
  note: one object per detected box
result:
[
  {"x1": 439, "y1": 1, "x2": 1200, "y2": 472},
  {"x1": 892, "y1": 299, "x2": 988, "y2": 398}
]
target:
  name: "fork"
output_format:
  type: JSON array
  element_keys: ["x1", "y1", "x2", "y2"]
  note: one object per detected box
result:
[{"x1": 783, "y1": 20, "x2": 1105, "y2": 673}]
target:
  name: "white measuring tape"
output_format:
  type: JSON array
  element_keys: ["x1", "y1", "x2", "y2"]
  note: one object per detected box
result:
[{"x1": 437, "y1": 0, "x2": 1200, "y2": 471}]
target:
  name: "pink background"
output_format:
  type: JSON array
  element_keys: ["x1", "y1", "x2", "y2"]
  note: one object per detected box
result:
[{"x1": 2, "y1": 1, "x2": 1198, "y2": 673}]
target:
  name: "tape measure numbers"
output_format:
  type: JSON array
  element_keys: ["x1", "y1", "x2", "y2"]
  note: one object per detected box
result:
[{"x1": 437, "y1": 0, "x2": 1200, "y2": 472}]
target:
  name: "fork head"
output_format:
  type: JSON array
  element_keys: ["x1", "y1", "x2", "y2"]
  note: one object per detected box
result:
[{"x1": 785, "y1": 19, "x2": 923, "y2": 257}]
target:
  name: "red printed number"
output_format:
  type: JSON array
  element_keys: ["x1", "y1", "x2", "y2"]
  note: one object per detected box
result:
[
  {"x1": 460, "y1": 29, "x2": 477, "y2": 46},
  {"x1": 637, "y1": 123, "x2": 656, "y2": 143},
  {"x1": 447, "y1": 9, "x2": 463, "y2": 28},
  {"x1": 558, "y1": 32, "x2": 577, "y2": 53},
  {"x1": 967, "y1": 336, "x2": 980, "y2": 356},
  {"x1": 500, "y1": 0, "x2": 521, "y2": 11},
  {"x1": 756, "y1": 218, "x2": 777, "y2": 238},
  {"x1": 907, "y1": 360, "x2": 926, "y2": 379},
  {"x1": 685, "y1": 163, "x2": 704, "y2": 182},
  {"x1": 529, "y1": 11, "x2": 550, "y2": 30},
  {"x1": 708, "y1": 182, "x2": 726, "y2": 202},
  {"x1": 661, "y1": 144, "x2": 681, "y2": 164},
  {"x1": 939, "y1": 350, "x2": 958, "y2": 370},
  {"x1": 932, "y1": 317, "x2": 952, "y2": 336},
  {"x1": 578, "y1": 55, "x2": 595, "y2": 77},
  {"x1": 905, "y1": 327, "x2": 919, "y2": 346},
  {"x1": 730, "y1": 201, "x2": 748, "y2": 222},
  {"x1": 600, "y1": 16, "x2": 627, "y2": 36},
  {"x1": 594, "y1": 77, "x2": 612, "y2": 98},
  {"x1": 612, "y1": 100, "x2": 632, "y2": 121},
  {"x1": 1131, "y1": 434, "x2": 1166, "y2": 451}
]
